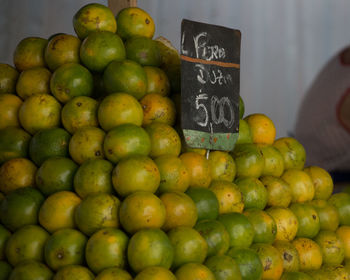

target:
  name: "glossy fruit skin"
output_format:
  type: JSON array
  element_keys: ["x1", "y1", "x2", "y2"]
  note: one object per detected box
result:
[
  {"x1": 304, "y1": 166, "x2": 333, "y2": 200},
  {"x1": 308, "y1": 199, "x2": 340, "y2": 231},
  {"x1": 227, "y1": 247, "x2": 263, "y2": 280},
  {"x1": 217, "y1": 212, "x2": 255, "y2": 248},
  {"x1": 116, "y1": 7, "x2": 155, "y2": 39},
  {"x1": 13, "y1": 37, "x2": 48, "y2": 71},
  {"x1": 328, "y1": 192, "x2": 350, "y2": 226},
  {"x1": 1, "y1": 187, "x2": 44, "y2": 232},
  {"x1": 73, "y1": 3, "x2": 117, "y2": 39},
  {"x1": 175, "y1": 263, "x2": 216, "y2": 280},
  {"x1": 258, "y1": 144, "x2": 285, "y2": 177},
  {"x1": 273, "y1": 137, "x2": 306, "y2": 170},
  {"x1": 289, "y1": 203, "x2": 320, "y2": 238},
  {"x1": 292, "y1": 237, "x2": 323, "y2": 271},
  {"x1": 0, "y1": 127, "x2": 31, "y2": 164},
  {"x1": 103, "y1": 124, "x2": 151, "y2": 163},
  {"x1": 208, "y1": 151, "x2": 236, "y2": 182},
  {"x1": 16, "y1": 67, "x2": 51, "y2": 99},
  {"x1": 313, "y1": 230, "x2": 345, "y2": 265},
  {"x1": 273, "y1": 240, "x2": 300, "y2": 272},
  {"x1": 98, "y1": 93, "x2": 143, "y2": 131},
  {"x1": 0, "y1": 93, "x2": 22, "y2": 129},
  {"x1": 0, "y1": 63, "x2": 19, "y2": 94},
  {"x1": 95, "y1": 267, "x2": 132, "y2": 280},
  {"x1": 125, "y1": 36, "x2": 161, "y2": 66},
  {"x1": 8, "y1": 260, "x2": 53, "y2": 280},
  {"x1": 29, "y1": 127, "x2": 71, "y2": 166},
  {"x1": 235, "y1": 177, "x2": 268, "y2": 210},
  {"x1": 5, "y1": 225, "x2": 50, "y2": 266},
  {"x1": 127, "y1": 228, "x2": 174, "y2": 273},
  {"x1": 103, "y1": 59, "x2": 147, "y2": 100},
  {"x1": 336, "y1": 226, "x2": 350, "y2": 259},
  {"x1": 144, "y1": 66, "x2": 170, "y2": 96},
  {"x1": 112, "y1": 155, "x2": 160, "y2": 197},
  {"x1": 194, "y1": 219, "x2": 230, "y2": 257},
  {"x1": 261, "y1": 176, "x2": 292, "y2": 208},
  {"x1": 85, "y1": 228, "x2": 129, "y2": 274},
  {"x1": 53, "y1": 265, "x2": 94, "y2": 280},
  {"x1": 186, "y1": 187, "x2": 219, "y2": 221},
  {"x1": 168, "y1": 226, "x2": 208, "y2": 269},
  {"x1": 134, "y1": 266, "x2": 176, "y2": 280},
  {"x1": 50, "y1": 63, "x2": 94, "y2": 103},
  {"x1": 237, "y1": 119, "x2": 253, "y2": 144},
  {"x1": 205, "y1": 254, "x2": 242, "y2": 280},
  {"x1": 44, "y1": 228, "x2": 87, "y2": 271}
]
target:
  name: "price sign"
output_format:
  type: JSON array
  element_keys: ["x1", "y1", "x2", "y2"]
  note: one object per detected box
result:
[{"x1": 181, "y1": 19, "x2": 241, "y2": 151}]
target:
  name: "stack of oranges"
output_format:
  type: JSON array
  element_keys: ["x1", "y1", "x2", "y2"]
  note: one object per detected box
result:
[{"x1": 0, "y1": 3, "x2": 349, "y2": 280}]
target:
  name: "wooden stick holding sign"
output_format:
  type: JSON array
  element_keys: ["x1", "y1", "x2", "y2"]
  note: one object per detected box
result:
[{"x1": 108, "y1": 0, "x2": 137, "y2": 16}]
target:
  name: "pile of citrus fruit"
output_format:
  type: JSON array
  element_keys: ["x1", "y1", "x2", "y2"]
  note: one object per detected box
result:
[{"x1": 0, "y1": 3, "x2": 349, "y2": 280}]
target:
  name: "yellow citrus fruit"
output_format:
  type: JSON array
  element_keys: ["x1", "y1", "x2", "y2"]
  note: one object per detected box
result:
[
  {"x1": 39, "y1": 191, "x2": 81, "y2": 233},
  {"x1": 53, "y1": 265, "x2": 94, "y2": 280},
  {"x1": 208, "y1": 151, "x2": 236, "y2": 182},
  {"x1": 336, "y1": 226, "x2": 350, "y2": 259},
  {"x1": 16, "y1": 67, "x2": 51, "y2": 99},
  {"x1": 290, "y1": 203, "x2": 320, "y2": 239},
  {"x1": 45, "y1": 34, "x2": 81, "y2": 71},
  {"x1": 140, "y1": 93, "x2": 176, "y2": 126},
  {"x1": 13, "y1": 37, "x2": 48, "y2": 71},
  {"x1": 244, "y1": 113, "x2": 276, "y2": 144},
  {"x1": 69, "y1": 126, "x2": 105, "y2": 165},
  {"x1": 273, "y1": 137, "x2": 306, "y2": 170},
  {"x1": 160, "y1": 191, "x2": 198, "y2": 231},
  {"x1": 134, "y1": 266, "x2": 176, "y2": 280},
  {"x1": 154, "y1": 155, "x2": 190, "y2": 194},
  {"x1": 209, "y1": 180, "x2": 244, "y2": 214},
  {"x1": 116, "y1": 7, "x2": 155, "y2": 39},
  {"x1": 260, "y1": 175, "x2": 292, "y2": 208},
  {"x1": 304, "y1": 166, "x2": 333, "y2": 200},
  {"x1": 273, "y1": 240, "x2": 300, "y2": 272},
  {"x1": 73, "y1": 3, "x2": 117, "y2": 39},
  {"x1": 112, "y1": 155, "x2": 160, "y2": 197},
  {"x1": 179, "y1": 152, "x2": 212, "y2": 188},
  {"x1": 0, "y1": 63, "x2": 19, "y2": 94},
  {"x1": 119, "y1": 191, "x2": 166, "y2": 234},
  {"x1": 19, "y1": 93, "x2": 61, "y2": 135},
  {"x1": 175, "y1": 263, "x2": 216, "y2": 280},
  {"x1": 98, "y1": 93, "x2": 143, "y2": 131},
  {"x1": 258, "y1": 144, "x2": 285, "y2": 177},
  {"x1": 0, "y1": 158, "x2": 37, "y2": 194},
  {"x1": 85, "y1": 228, "x2": 129, "y2": 274},
  {"x1": 144, "y1": 66, "x2": 170, "y2": 96},
  {"x1": 292, "y1": 237, "x2": 323, "y2": 271},
  {"x1": 61, "y1": 96, "x2": 99, "y2": 134},
  {"x1": 281, "y1": 169, "x2": 315, "y2": 203},
  {"x1": 314, "y1": 230, "x2": 345, "y2": 266},
  {"x1": 266, "y1": 207, "x2": 299, "y2": 242},
  {"x1": 0, "y1": 93, "x2": 22, "y2": 129},
  {"x1": 95, "y1": 267, "x2": 132, "y2": 280}
]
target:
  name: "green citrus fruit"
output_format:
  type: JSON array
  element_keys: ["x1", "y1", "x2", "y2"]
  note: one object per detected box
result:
[
  {"x1": 144, "y1": 66, "x2": 170, "y2": 96},
  {"x1": 260, "y1": 175, "x2": 292, "y2": 208},
  {"x1": 0, "y1": 93, "x2": 22, "y2": 129},
  {"x1": 273, "y1": 240, "x2": 300, "y2": 272},
  {"x1": 0, "y1": 63, "x2": 18, "y2": 94},
  {"x1": 235, "y1": 177, "x2": 268, "y2": 210},
  {"x1": 328, "y1": 192, "x2": 350, "y2": 226},
  {"x1": 308, "y1": 199, "x2": 340, "y2": 231},
  {"x1": 280, "y1": 272, "x2": 313, "y2": 280},
  {"x1": 134, "y1": 266, "x2": 176, "y2": 280},
  {"x1": 239, "y1": 96, "x2": 245, "y2": 119},
  {"x1": 208, "y1": 151, "x2": 236, "y2": 182},
  {"x1": 53, "y1": 265, "x2": 94, "y2": 280},
  {"x1": 0, "y1": 261, "x2": 12, "y2": 280},
  {"x1": 95, "y1": 267, "x2": 132, "y2": 280},
  {"x1": 304, "y1": 166, "x2": 333, "y2": 200},
  {"x1": 16, "y1": 67, "x2": 51, "y2": 99},
  {"x1": 236, "y1": 119, "x2": 253, "y2": 144},
  {"x1": 314, "y1": 230, "x2": 345, "y2": 265},
  {"x1": 205, "y1": 254, "x2": 242, "y2": 280},
  {"x1": 8, "y1": 260, "x2": 52, "y2": 280},
  {"x1": 0, "y1": 225, "x2": 11, "y2": 260},
  {"x1": 125, "y1": 36, "x2": 161, "y2": 66},
  {"x1": 258, "y1": 144, "x2": 285, "y2": 177},
  {"x1": 273, "y1": 137, "x2": 306, "y2": 170},
  {"x1": 175, "y1": 263, "x2": 216, "y2": 280},
  {"x1": 289, "y1": 203, "x2": 320, "y2": 239}
]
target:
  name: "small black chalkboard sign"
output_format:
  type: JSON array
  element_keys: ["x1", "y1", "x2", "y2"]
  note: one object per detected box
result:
[{"x1": 181, "y1": 19, "x2": 241, "y2": 151}]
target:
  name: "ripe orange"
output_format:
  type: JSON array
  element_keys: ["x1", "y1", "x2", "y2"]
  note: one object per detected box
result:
[
  {"x1": 9, "y1": 260, "x2": 53, "y2": 280},
  {"x1": 61, "y1": 96, "x2": 99, "y2": 134},
  {"x1": 175, "y1": 263, "x2": 215, "y2": 280},
  {"x1": 194, "y1": 219, "x2": 230, "y2": 257},
  {"x1": 95, "y1": 267, "x2": 132, "y2": 280},
  {"x1": 85, "y1": 228, "x2": 129, "y2": 274},
  {"x1": 160, "y1": 191, "x2": 198, "y2": 231},
  {"x1": 235, "y1": 177, "x2": 268, "y2": 210},
  {"x1": 16, "y1": 67, "x2": 51, "y2": 99},
  {"x1": 0, "y1": 187, "x2": 44, "y2": 231},
  {"x1": 80, "y1": 31, "x2": 125, "y2": 72},
  {"x1": 145, "y1": 122, "x2": 181, "y2": 158},
  {"x1": 116, "y1": 7, "x2": 155, "y2": 39},
  {"x1": 134, "y1": 266, "x2": 176, "y2": 280},
  {"x1": 19, "y1": 93, "x2": 61, "y2": 135},
  {"x1": 0, "y1": 93, "x2": 22, "y2": 129},
  {"x1": 258, "y1": 144, "x2": 285, "y2": 177},
  {"x1": 53, "y1": 265, "x2": 94, "y2": 280},
  {"x1": 144, "y1": 66, "x2": 170, "y2": 96},
  {"x1": 38, "y1": 191, "x2": 81, "y2": 233},
  {"x1": 208, "y1": 151, "x2": 236, "y2": 182},
  {"x1": 119, "y1": 191, "x2": 166, "y2": 234},
  {"x1": 69, "y1": 126, "x2": 105, "y2": 164},
  {"x1": 204, "y1": 255, "x2": 242, "y2": 280},
  {"x1": 112, "y1": 155, "x2": 160, "y2": 197},
  {"x1": 0, "y1": 158, "x2": 37, "y2": 194},
  {"x1": 127, "y1": 228, "x2": 174, "y2": 273},
  {"x1": 292, "y1": 237, "x2": 323, "y2": 271},
  {"x1": 5, "y1": 225, "x2": 49, "y2": 266},
  {"x1": 304, "y1": 166, "x2": 333, "y2": 200},
  {"x1": 208, "y1": 180, "x2": 244, "y2": 214},
  {"x1": 273, "y1": 240, "x2": 300, "y2": 272},
  {"x1": 44, "y1": 34, "x2": 81, "y2": 71},
  {"x1": 260, "y1": 175, "x2": 292, "y2": 208},
  {"x1": 289, "y1": 203, "x2": 320, "y2": 238},
  {"x1": 0, "y1": 63, "x2": 19, "y2": 94},
  {"x1": 13, "y1": 37, "x2": 48, "y2": 71},
  {"x1": 281, "y1": 169, "x2": 315, "y2": 203},
  {"x1": 74, "y1": 193, "x2": 120, "y2": 236},
  {"x1": 73, "y1": 3, "x2": 117, "y2": 39},
  {"x1": 104, "y1": 124, "x2": 151, "y2": 163},
  {"x1": 266, "y1": 207, "x2": 298, "y2": 242},
  {"x1": 314, "y1": 230, "x2": 345, "y2": 266},
  {"x1": 0, "y1": 127, "x2": 31, "y2": 164},
  {"x1": 125, "y1": 36, "x2": 161, "y2": 66},
  {"x1": 328, "y1": 192, "x2": 350, "y2": 226},
  {"x1": 244, "y1": 113, "x2": 276, "y2": 144},
  {"x1": 140, "y1": 93, "x2": 176, "y2": 126},
  {"x1": 44, "y1": 228, "x2": 87, "y2": 271},
  {"x1": 154, "y1": 155, "x2": 190, "y2": 193},
  {"x1": 273, "y1": 137, "x2": 306, "y2": 170},
  {"x1": 98, "y1": 93, "x2": 143, "y2": 131},
  {"x1": 168, "y1": 226, "x2": 208, "y2": 269},
  {"x1": 179, "y1": 152, "x2": 212, "y2": 188},
  {"x1": 308, "y1": 199, "x2": 340, "y2": 231},
  {"x1": 251, "y1": 243, "x2": 284, "y2": 280},
  {"x1": 336, "y1": 226, "x2": 350, "y2": 259}
]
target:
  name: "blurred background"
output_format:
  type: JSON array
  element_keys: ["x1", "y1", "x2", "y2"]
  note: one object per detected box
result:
[{"x1": 1, "y1": 0, "x2": 350, "y2": 139}]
